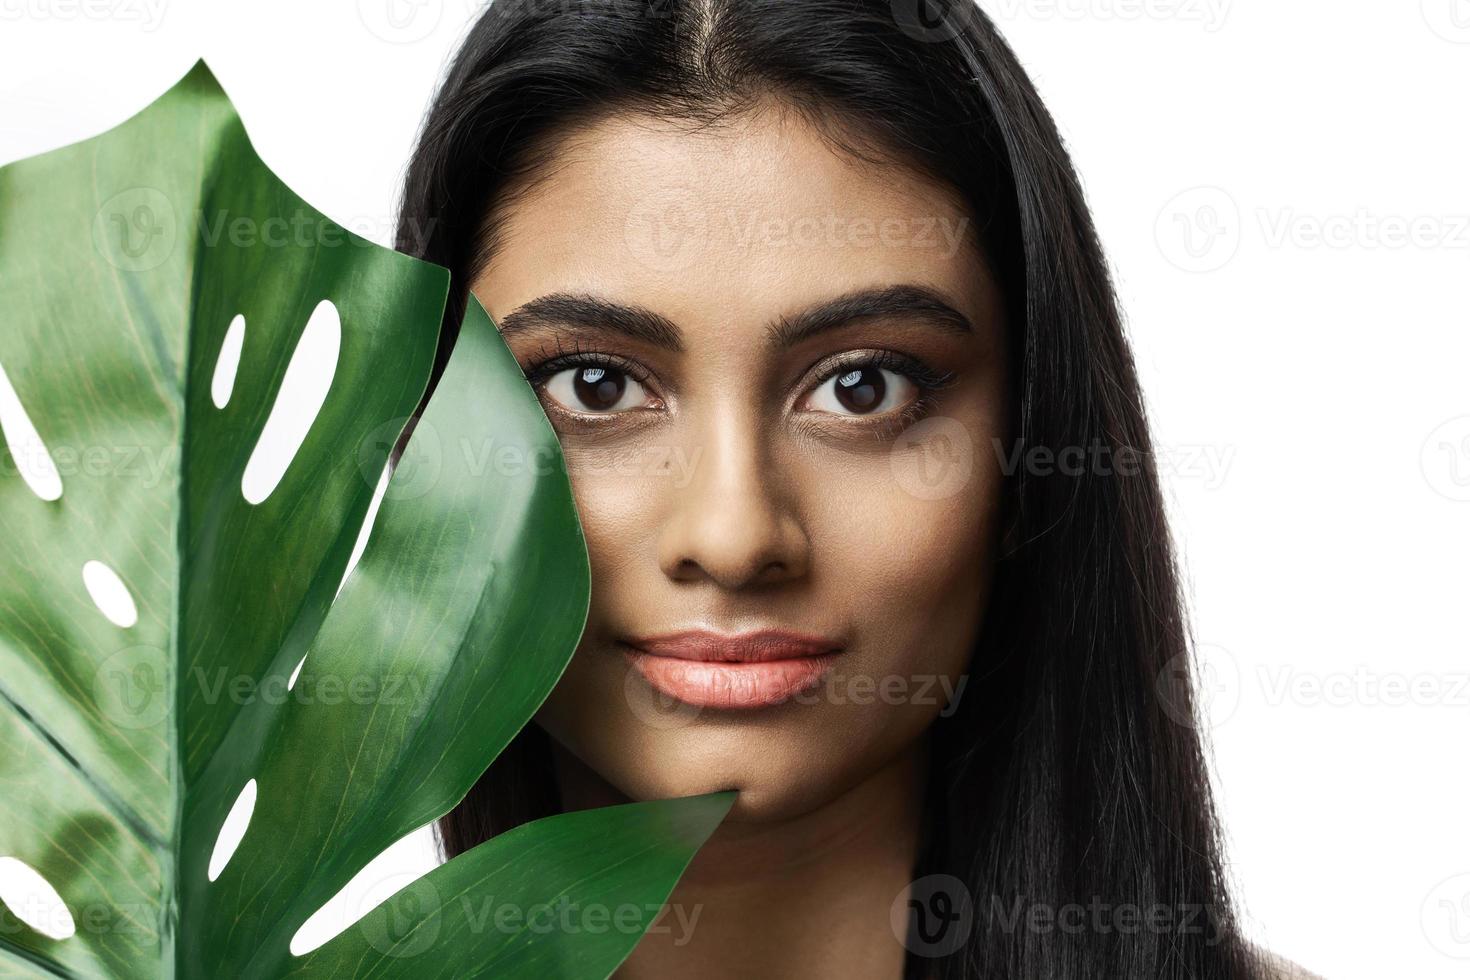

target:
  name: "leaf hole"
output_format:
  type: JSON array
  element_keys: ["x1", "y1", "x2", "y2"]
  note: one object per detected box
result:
[
  {"x1": 287, "y1": 654, "x2": 308, "y2": 691},
  {"x1": 207, "y1": 779, "x2": 257, "y2": 882},
  {"x1": 0, "y1": 359, "x2": 63, "y2": 501},
  {"x1": 337, "y1": 461, "x2": 392, "y2": 600},
  {"x1": 241, "y1": 299, "x2": 341, "y2": 505},
  {"x1": 82, "y1": 560, "x2": 138, "y2": 628},
  {"x1": 288, "y1": 826, "x2": 438, "y2": 956},
  {"x1": 0, "y1": 856, "x2": 75, "y2": 940},
  {"x1": 288, "y1": 424, "x2": 394, "y2": 691},
  {"x1": 211, "y1": 313, "x2": 246, "y2": 409}
]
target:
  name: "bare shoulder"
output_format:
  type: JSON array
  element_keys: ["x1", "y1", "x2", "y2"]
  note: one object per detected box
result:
[{"x1": 1254, "y1": 946, "x2": 1326, "y2": 980}]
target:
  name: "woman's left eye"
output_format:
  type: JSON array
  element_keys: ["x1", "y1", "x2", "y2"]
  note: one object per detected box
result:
[{"x1": 803, "y1": 366, "x2": 918, "y2": 416}]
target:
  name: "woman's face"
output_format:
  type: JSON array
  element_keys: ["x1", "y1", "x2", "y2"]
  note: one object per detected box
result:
[{"x1": 471, "y1": 101, "x2": 1009, "y2": 822}]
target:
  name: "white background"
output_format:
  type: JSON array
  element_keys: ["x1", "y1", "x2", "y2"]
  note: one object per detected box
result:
[{"x1": 2, "y1": 1, "x2": 1468, "y2": 977}]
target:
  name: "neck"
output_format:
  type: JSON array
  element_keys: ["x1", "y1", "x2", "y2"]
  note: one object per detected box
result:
[{"x1": 550, "y1": 738, "x2": 927, "y2": 980}]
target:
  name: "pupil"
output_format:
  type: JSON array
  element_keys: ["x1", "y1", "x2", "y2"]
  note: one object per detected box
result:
[
  {"x1": 575, "y1": 367, "x2": 626, "y2": 410},
  {"x1": 835, "y1": 368, "x2": 884, "y2": 413}
]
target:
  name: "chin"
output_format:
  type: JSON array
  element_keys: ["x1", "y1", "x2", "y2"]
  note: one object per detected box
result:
[
  {"x1": 539, "y1": 727, "x2": 752, "y2": 817},
  {"x1": 541, "y1": 704, "x2": 913, "y2": 826}
]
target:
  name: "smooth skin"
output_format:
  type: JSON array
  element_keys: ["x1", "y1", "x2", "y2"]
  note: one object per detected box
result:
[{"x1": 470, "y1": 97, "x2": 1009, "y2": 979}]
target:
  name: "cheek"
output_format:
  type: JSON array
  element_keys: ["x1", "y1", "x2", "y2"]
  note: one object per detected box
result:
[
  {"x1": 559, "y1": 445, "x2": 671, "y2": 589},
  {"x1": 805, "y1": 397, "x2": 1005, "y2": 644},
  {"x1": 810, "y1": 458, "x2": 998, "y2": 669}
]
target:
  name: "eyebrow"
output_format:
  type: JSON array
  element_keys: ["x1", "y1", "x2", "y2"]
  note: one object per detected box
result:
[
  {"x1": 496, "y1": 292, "x2": 685, "y2": 351},
  {"x1": 767, "y1": 284, "x2": 974, "y2": 347},
  {"x1": 494, "y1": 283, "x2": 974, "y2": 353}
]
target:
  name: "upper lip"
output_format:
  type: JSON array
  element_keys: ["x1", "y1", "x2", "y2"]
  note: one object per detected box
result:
[{"x1": 624, "y1": 629, "x2": 842, "y2": 663}]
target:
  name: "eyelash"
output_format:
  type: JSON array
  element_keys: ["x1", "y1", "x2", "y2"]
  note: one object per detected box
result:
[
  {"x1": 520, "y1": 342, "x2": 954, "y2": 429},
  {"x1": 802, "y1": 349, "x2": 955, "y2": 437},
  {"x1": 523, "y1": 339, "x2": 657, "y2": 392},
  {"x1": 812, "y1": 349, "x2": 954, "y2": 398}
]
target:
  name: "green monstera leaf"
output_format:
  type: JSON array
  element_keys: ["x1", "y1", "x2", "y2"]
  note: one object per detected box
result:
[{"x1": 0, "y1": 61, "x2": 732, "y2": 979}]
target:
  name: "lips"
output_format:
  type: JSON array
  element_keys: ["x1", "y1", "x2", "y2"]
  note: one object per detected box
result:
[{"x1": 622, "y1": 630, "x2": 842, "y2": 709}]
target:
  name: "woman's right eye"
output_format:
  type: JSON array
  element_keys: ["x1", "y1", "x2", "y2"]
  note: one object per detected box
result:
[{"x1": 540, "y1": 365, "x2": 655, "y2": 415}]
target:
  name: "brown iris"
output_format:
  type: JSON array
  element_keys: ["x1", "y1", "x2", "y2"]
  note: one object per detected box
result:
[
  {"x1": 833, "y1": 368, "x2": 885, "y2": 413},
  {"x1": 574, "y1": 367, "x2": 627, "y2": 411}
]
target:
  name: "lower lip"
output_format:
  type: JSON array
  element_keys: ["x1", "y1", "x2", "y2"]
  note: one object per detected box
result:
[{"x1": 623, "y1": 650, "x2": 839, "y2": 709}]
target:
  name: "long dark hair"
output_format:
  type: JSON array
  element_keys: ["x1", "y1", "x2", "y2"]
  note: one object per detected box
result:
[{"x1": 396, "y1": 2, "x2": 1258, "y2": 977}]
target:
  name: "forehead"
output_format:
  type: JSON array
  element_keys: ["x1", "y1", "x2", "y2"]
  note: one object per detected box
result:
[{"x1": 479, "y1": 101, "x2": 991, "y2": 336}]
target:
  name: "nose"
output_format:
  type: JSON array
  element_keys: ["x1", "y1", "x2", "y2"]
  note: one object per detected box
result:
[{"x1": 656, "y1": 417, "x2": 810, "y2": 590}]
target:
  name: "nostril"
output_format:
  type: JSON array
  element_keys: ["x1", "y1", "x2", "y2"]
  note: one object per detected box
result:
[
  {"x1": 667, "y1": 554, "x2": 800, "y2": 591},
  {"x1": 656, "y1": 479, "x2": 810, "y2": 588}
]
